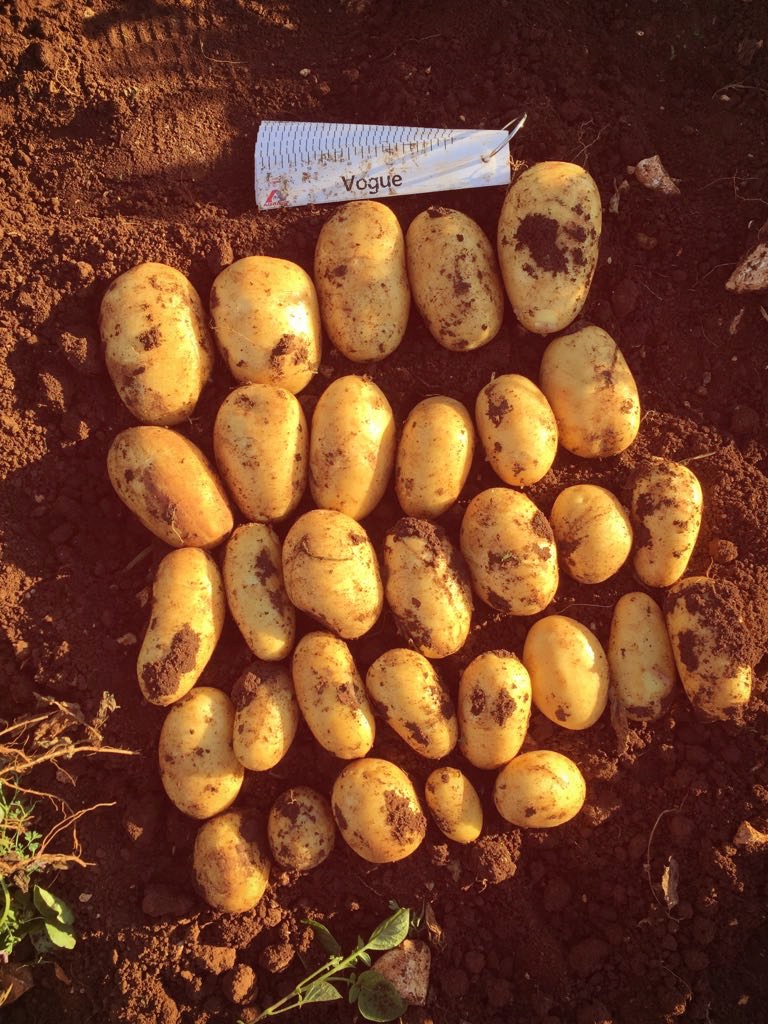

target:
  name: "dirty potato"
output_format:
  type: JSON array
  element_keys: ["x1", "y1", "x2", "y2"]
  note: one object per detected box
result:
[
  {"x1": 267, "y1": 787, "x2": 336, "y2": 871},
  {"x1": 494, "y1": 750, "x2": 586, "y2": 827},
  {"x1": 193, "y1": 810, "x2": 271, "y2": 912},
  {"x1": 630, "y1": 459, "x2": 703, "y2": 587},
  {"x1": 549, "y1": 484, "x2": 633, "y2": 584},
  {"x1": 231, "y1": 661, "x2": 299, "y2": 772},
  {"x1": 457, "y1": 650, "x2": 532, "y2": 770},
  {"x1": 424, "y1": 767, "x2": 483, "y2": 844},
  {"x1": 475, "y1": 373, "x2": 558, "y2": 486},
  {"x1": 608, "y1": 592, "x2": 677, "y2": 721}
]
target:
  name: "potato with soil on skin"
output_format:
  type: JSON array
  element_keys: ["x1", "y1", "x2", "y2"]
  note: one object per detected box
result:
[
  {"x1": 231, "y1": 661, "x2": 299, "y2": 772},
  {"x1": 497, "y1": 161, "x2": 602, "y2": 335},
  {"x1": 210, "y1": 256, "x2": 321, "y2": 393},
  {"x1": 539, "y1": 326, "x2": 641, "y2": 458},
  {"x1": 475, "y1": 373, "x2": 558, "y2": 487},
  {"x1": 159, "y1": 687, "x2": 244, "y2": 819},
  {"x1": 331, "y1": 758, "x2": 426, "y2": 863},
  {"x1": 608, "y1": 592, "x2": 677, "y2": 721},
  {"x1": 314, "y1": 200, "x2": 410, "y2": 362},
  {"x1": 107, "y1": 426, "x2": 233, "y2": 548},
  {"x1": 494, "y1": 750, "x2": 586, "y2": 827},
  {"x1": 406, "y1": 207, "x2": 505, "y2": 351},
  {"x1": 267, "y1": 787, "x2": 336, "y2": 871},
  {"x1": 99, "y1": 262, "x2": 215, "y2": 426},
  {"x1": 630, "y1": 459, "x2": 703, "y2": 588},
  {"x1": 193, "y1": 810, "x2": 271, "y2": 912},
  {"x1": 309, "y1": 375, "x2": 396, "y2": 521},
  {"x1": 424, "y1": 767, "x2": 483, "y2": 844},
  {"x1": 457, "y1": 650, "x2": 532, "y2": 770},
  {"x1": 549, "y1": 483, "x2": 633, "y2": 584},
  {"x1": 137, "y1": 548, "x2": 225, "y2": 706}
]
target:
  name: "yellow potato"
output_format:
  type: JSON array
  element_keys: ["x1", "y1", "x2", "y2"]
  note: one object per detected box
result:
[
  {"x1": 630, "y1": 459, "x2": 703, "y2": 588},
  {"x1": 309, "y1": 375, "x2": 395, "y2": 521},
  {"x1": 231, "y1": 661, "x2": 299, "y2": 771},
  {"x1": 475, "y1": 374, "x2": 558, "y2": 486},
  {"x1": 314, "y1": 201, "x2": 410, "y2": 362},
  {"x1": 665, "y1": 576, "x2": 753, "y2": 720},
  {"x1": 424, "y1": 767, "x2": 482, "y2": 844},
  {"x1": 497, "y1": 161, "x2": 602, "y2": 335},
  {"x1": 292, "y1": 632, "x2": 375, "y2": 759},
  {"x1": 213, "y1": 384, "x2": 308, "y2": 523},
  {"x1": 282, "y1": 509, "x2": 383, "y2": 639},
  {"x1": 608, "y1": 592, "x2": 677, "y2": 721},
  {"x1": 539, "y1": 326, "x2": 640, "y2": 458},
  {"x1": 457, "y1": 650, "x2": 532, "y2": 769},
  {"x1": 331, "y1": 758, "x2": 426, "y2": 863},
  {"x1": 549, "y1": 484, "x2": 633, "y2": 584},
  {"x1": 406, "y1": 207, "x2": 504, "y2": 351},
  {"x1": 459, "y1": 488, "x2": 558, "y2": 615},
  {"x1": 210, "y1": 256, "x2": 321, "y2": 393},
  {"x1": 137, "y1": 548, "x2": 225, "y2": 707},
  {"x1": 494, "y1": 750, "x2": 586, "y2": 827},
  {"x1": 159, "y1": 687, "x2": 244, "y2": 819},
  {"x1": 395, "y1": 397, "x2": 475, "y2": 518},
  {"x1": 383, "y1": 518, "x2": 473, "y2": 659},
  {"x1": 523, "y1": 616, "x2": 609, "y2": 730},
  {"x1": 193, "y1": 810, "x2": 271, "y2": 912},
  {"x1": 223, "y1": 524, "x2": 295, "y2": 662},
  {"x1": 267, "y1": 787, "x2": 336, "y2": 871},
  {"x1": 99, "y1": 262, "x2": 214, "y2": 426}
]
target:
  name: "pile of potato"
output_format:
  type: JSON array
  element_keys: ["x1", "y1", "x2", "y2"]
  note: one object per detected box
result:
[{"x1": 101, "y1": 162, "x2": 754, "y2": 912}]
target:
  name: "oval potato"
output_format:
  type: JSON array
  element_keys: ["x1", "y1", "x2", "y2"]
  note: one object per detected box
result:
[
  {"x1": 232, "y1": 661, "x2": 299, "y2": 772},
  {"x1": 193, "y1": 810, "x2": 271, "y2": 912},
  {"x1": 630, "y1": 459, "x2": 703, "y2": 588},
  {"x1": 494, "y1": 750, "x2": 586, "y2": 827},
  {"x1": 475, "y1": 374, "x2": 558, "y2": 487},
  {"x1": 396, "y1": 396, "x2": 475, "y2": 518},
  {"x1": 550, "y1": 484, "x2": 633, "y2": 584},
  {"x1": 268, "y1": 787, "x2": 336, "y2": 871},
  {"x1": 458, "y1": 650, "x2": 532, "y2": 770},
  {"x1": 424, "y1": 767, "x2": 483, "y2": 844},
  {"x1": 608, "y1": 592, "x2": 677, "y2": 721}
]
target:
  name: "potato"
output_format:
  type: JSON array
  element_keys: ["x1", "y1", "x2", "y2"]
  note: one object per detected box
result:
[
  {"x1": 475, "y1": 374, "x2": 558, "y2": 487},
  {"x1": 457, "y1": 650, "x2": 532, "y2": 769},
  {"x1": 99, "y1": 262, "x2": 215, "y2": 426},
  {"x1": 630, "y1": 459, "x2": 703, "y2": 588},
  {"x1": 223, "y1": 524, "x2": 295, "y2": 663},
  {"x1": 383, "y1": 518, "x2": 473, "y2": 659},
  {"x1": 608, "y1": 592, "x2": 677, "y2": 721},
  {"x1": 497, "y1": 161, "x2": 602, "y2": 335},
  {"x1": 107, "y1": 426, "x2": 233, "y2": 548},
  {"x1": 213, "y1": 384, "x2": 308, "y2": 523},
  {"x1": 267, "y1": 787, "x2": 335, "y2": 871},
  {"x1": 137, "y1": 548, "x2": 225, "y2": 706},
  {"x1": 231, "y1": 661, "x2": 299, "y2": 771},
  {"x1": 424, "y1": 767, "x2": 482, "y2": 844},
  {"x1": 539, "y1": 326, "x2": 640, "y2": 458},
  {"x1": 406, "y1": 207, "x2": 504, "y2": 351},
  {"x1": 494, "y1": 750, "x2": 586, "y2": 827},
  {"x1": 282, "y1": 509, "x2": 383, "y2": 638},
  {"x1": 292, "y1": 632, "x2": 375, "y2": 759},
  {"x1": 210, "y1": 256, "x2": 321, "y2": 393},
  {"x1": 523, "y1": 616, "x2": 609, "y2": 730},
  {"x1": 331, "y1": 758, "x2": 426, "y2": 863},
  {"x1": 309, "y1": 375, "x2": 395, "y2": 520},
  {"x1": 396, "y1": 397, "x2": 475, "y2": 518},
  {"x1": 665, "y1": 576, "x2": 753, "y2": 720},
  {"x1": 549, "y1": 484, "x2": 633, "y2": 584},
  {"x1": 459, "y1": 488, "x2": 558, "y2": 615},
  {"x1": 314, "y1": 201, "x2": 410, "y2": 362},
  {"x1": 159, "y1": 687, "x2": 244, "y2": 819},
  {"x1": 193, "y1": 810, "x2": 270, "y2": 912}
]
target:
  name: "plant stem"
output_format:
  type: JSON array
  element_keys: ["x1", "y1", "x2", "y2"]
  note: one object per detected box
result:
[{"x1": 256, "y1": 947, "x2": 366, "y2": 1020}]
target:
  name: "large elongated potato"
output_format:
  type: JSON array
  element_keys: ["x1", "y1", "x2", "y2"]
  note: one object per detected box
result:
[
  {"x1": 494, "y1": 751, "x2": 586, "y2": 827},
  {"x1": 406, "y1": 208, "x2": 504, "y2": 351},
  {"x1": 99, "y1": 262, "x2": 214, "y2": 426},
  {"x1": 460, "y1": 488, "x2": 558, "y2": 615},
  {"x1": 268, "y1": 787, "x2": 336, "y2": 871},
  {"x1": 210, "y1": 256, "x2": 321, "y2": 393},
  {"x1": 137, "y1": 548, "x2": 225, "y2": 706},
  {"x1": 497, "y1": 162, "x2": 602, "y2": 335},
  {"x1": 475, "y1": 374, "x2": 558, "y2": 486},
  {"x1": 396, "y1": 397, "x2": 475, "y2": 518},
  {"x1": 314, "y1": 201, "x2": 410, "y2": 362},
  {"x1": 458, "y1": 650, "x2": 532, "y2": 769},
  {"x1": 539, "y1": 326, "x2": 640, "y2": 458},
  {"x1": 608, "y1": 592, "x2": 677, "y2": 721},
  {"x1": 425, "y1": 768, "x2": 483, "y2": 844},
  {"x1": 630, "y1": 459, "x2": 703, "y2": 588},
  {"x1": 108, "y1": 426, "x2": 233, "y2": 548},
  {"x1": 159, "y1": 687, "x2": 244, "y2": 819},
  {"x1": 309, "y1": 375, "x2": 395, "y2": 520},
  {"x1": 550, "y1": 484, "x2": 633, "y2": 584},
  {"x1": 193, "y1": 810, "x2": 271, "y2": 912},
  {"x1": 232, "y1": 661, "x2": 299, "y2": 771}
]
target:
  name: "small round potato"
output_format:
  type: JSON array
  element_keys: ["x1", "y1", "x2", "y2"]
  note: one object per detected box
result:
[
  {"x1": 494, "y1": 751, "x2": 586, "y2": 827},
  {"x1": 107, "y1": 426, "x2": 233, "y2": 548},
  {"x1": 550, "y1": 484, "x2": 633, "y2": 584},
  {"x1": 630, "y1": 459, "x2": 703, "y2": 588},
  {"x1": 282, "y1": 510, "x2": 383, "y2": 639},
  {"x1": 475, "y1": 374, "x2": 558, "y2": 487},
  {"x1": 267, "y1": 787, "x2": 336, "y2": 871},
  {"x1": 193, "y1": 810, "x2": 271, "y2": 912},
  {"x1": 231, "y1": 661, "x2": 299, "y2": 772},
  {"x1": 309, "y1": 375, "x2": 395, "y2": 521},
  {"x1": 460, "y1": 488, "x2": 558, "y2": 615},
  {"x1": 292, "y1": 632, "x2": 375, "y2": 759},
  {"x1": 331, "y1": 758, "x2": 426, "y2": 863},
  {"x1": 314, "y1": 201, "x2": 410, "y2": 362},
  {"x1": 99, "y1": 262, "x2": 214, "y2": 426},
  {"x1": 159, "y1": 687, "x2": 244, "y2": 819},
  {"x1": 406, "y1": 207, "x2": 504, "y2": 351},
  {"x1": 608, "y1": 592, "x2": 677, "y2": 721},
  {"x1": 210, "y1": 256, "x2": 321, "y2": 393},
  {"x1": 539, "y1": 326, "x2": 641, "y2": 458},
  {"x1": 523, "y1": 616, "x2": 609, "y2": 730},
  {"x1": 424, "y1": 767, "x2": 483, "y2": 844},
  {"x1": 458, "y1": 650, "x2": 532, "y2": 770},
  {"x1": 395, "y1": 396, "x2": 475, "y2": 518},
  {"x1": 497, "y1": 161, "x2": 602, "y2": 335},
  {"x1": 137, "y1": 548, "x2": 225, "y2": 706}
]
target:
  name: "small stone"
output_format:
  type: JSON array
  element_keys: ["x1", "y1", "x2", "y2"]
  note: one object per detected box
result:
[
  {"x1": 299, "y1": 67, "x2": 311, "y2": 77},
  {"x1": 221, "y1": 963, "x2": 257, "y2": 1006},
  {"x1": 708, "y1": 538, "x2": 738, "y2": 564},
  {"x1": 374, "y1": 940, "x2": 430, "y2": 1006},
  {"x1": 634, "y1": 155, "x2": 680, "y2": 196},
  {"x1": 726, "y1": 241, "x2": 768, "y2": 293},
  {"x1": 636, "y1": 232, "x2": 658, "y2": 251}
]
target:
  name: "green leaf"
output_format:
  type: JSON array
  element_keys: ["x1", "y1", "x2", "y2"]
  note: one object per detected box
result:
[
  {"x1": 356, "y1": 970, "x2": 408, "y2": 1022},
  {"x1": 349, "y1": 981, "x2": 361, "y2": 1003},
  {"x1": 366, "y1": 908, "x2": 410, "y2": 951},
  {"x1": 304, "y1": 919, "x2": 342, "y2": 957},
  {"x1": 33, "y1": 886, "x2": 74, "y2": 926},
  {"x1": 359, "y1": 950, "x2": 372, "y2": 967},
  {"x1": 300, "y1": 979, "x2": 342, "y2": 1004},
  {"x1": 43, "y1": 920, "x2": 76, "y2": 950}
]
